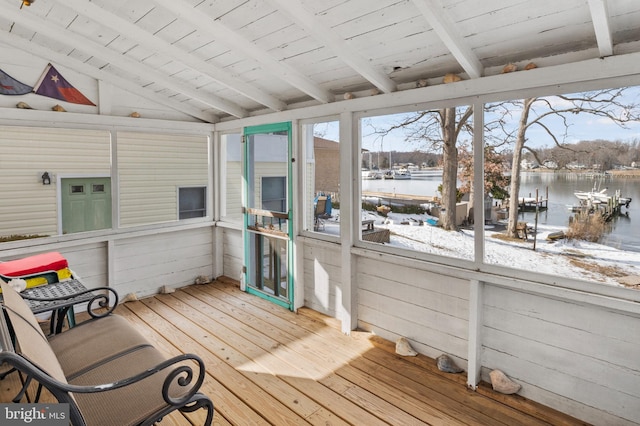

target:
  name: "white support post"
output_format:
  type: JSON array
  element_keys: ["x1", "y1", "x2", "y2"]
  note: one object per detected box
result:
[
  {"x1": 467, "y1": 279, "x2": 484, "y2": 389},
  {"x1": 212, "y1": 131, "x2": 223, "y2": 278},
  {"x1": 291, "y1": 120, "x2": 305, "y2": 311},
  {"x1": 97, "y1": 80, "x2": 112, "y2": 115},
  {"x1": 110, "y1": 130, "x2": 120, "y2": 231},
  {"x1": 339, "y1": 111, "x2": 357, "y2": 333},
  {"x1": 473, "y1": 100, "x2": 485, "y2": 266},
  {"x1": 107, "y1": 239, "x2": 116, "y2": 305}
]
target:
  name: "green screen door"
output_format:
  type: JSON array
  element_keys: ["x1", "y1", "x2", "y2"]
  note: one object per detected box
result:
[{"x1": 243, "y1": 122, "x2": 294, "y2": 310}]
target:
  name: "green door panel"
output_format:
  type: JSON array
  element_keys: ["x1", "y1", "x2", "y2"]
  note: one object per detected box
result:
[{"x1": 61, "y1": 178, "x2": 112, "y2": 234}]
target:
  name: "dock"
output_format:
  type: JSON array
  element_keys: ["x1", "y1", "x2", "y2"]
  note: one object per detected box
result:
[
  {"x1": 517, "y1": 187, "x2": 549, "y2": 211},
  {"x1": 518, "y1": 196, "x2": 548, "y2": 211},
  {"x1": 362, "y1": 191, "x2": 439, "y2": 206}
]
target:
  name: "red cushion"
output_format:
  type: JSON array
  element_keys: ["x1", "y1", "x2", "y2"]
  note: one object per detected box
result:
[{"x1": 0, "y1": 252, "x2": 69, "y2": 277}]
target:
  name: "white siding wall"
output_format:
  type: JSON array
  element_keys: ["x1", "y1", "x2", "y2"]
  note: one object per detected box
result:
[
  {"x1": 0, "y1": 225, "x2": 215, "y2": 296},
  {"x1": 356, "y1": 256, "x2": 470, "y2": 363},
  {"x1": 482, "y1": 285, "x2": 640, "y2": 425},
  {"x1": 222, "y1": 227, "x2": 243, "y2": 281},
  {"x1": 0, "y1": 126, "x2": 110, "y2": 237},
  {"x1": 112, "y1": 227, "x2": 214, "y2": 297},
  {"x1": 223, "y1": 161, "x2": 242, "y2": 223},
  {"x1": 302, "y1": 239, "x2": 342, "y2": 318},
  {"x1": 117, "y1": 132, "x2": 208, "y2": 227},
  {"x1": 61, "y1": 242, "x2": 109, "y2": 289}
]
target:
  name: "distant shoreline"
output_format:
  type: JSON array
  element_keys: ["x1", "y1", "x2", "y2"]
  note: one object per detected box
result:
[{"x1": 527, "y1": 169, "x2": 640, "y2": 178}]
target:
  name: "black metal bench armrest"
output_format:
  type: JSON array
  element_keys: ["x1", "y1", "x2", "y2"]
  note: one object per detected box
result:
[
  {"x1": 20, "y1": 286, "x2": 119, "y2": 318},
  {"x1": 0, "y1": 351, "x2": 213, "y2": 426}
]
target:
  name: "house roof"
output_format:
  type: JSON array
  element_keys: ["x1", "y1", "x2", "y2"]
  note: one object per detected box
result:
[{"x1": 1, "y1": 0, "x2": 640, "y2": 123}]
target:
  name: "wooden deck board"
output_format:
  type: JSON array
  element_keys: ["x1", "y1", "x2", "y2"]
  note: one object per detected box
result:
[{"x1": 1, "y1": 278, "x2": 590, "y2": 425}]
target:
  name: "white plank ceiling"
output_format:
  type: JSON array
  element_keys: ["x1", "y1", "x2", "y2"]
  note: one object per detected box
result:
[{"x1": 0, "y1": 0, "x2": 639, "y2": 123}]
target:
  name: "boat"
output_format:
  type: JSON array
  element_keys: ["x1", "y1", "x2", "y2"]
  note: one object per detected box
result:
[
  {"x1": 574, "y1": 184, "x2": 632, "y2": 210},
  {"x1": 392, "y1": 168, "x2": 411, "y2": 180},
  {"x1": 574, "y1": 186, "x2": 609, "y2": 202},
  {"x1": 361, "y1": 170, "x2": 380, "y2": 180}
]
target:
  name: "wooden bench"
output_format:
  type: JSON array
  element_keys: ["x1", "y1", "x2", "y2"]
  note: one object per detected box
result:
[{"x1": 0, "y1": 280, "x2": 214, "y2": 426}]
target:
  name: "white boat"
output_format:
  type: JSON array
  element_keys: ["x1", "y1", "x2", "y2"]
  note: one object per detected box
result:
[
  {"x1": 361, "y1": 170, "x2": 380, "y2": 180},
  {"x1": 574, "y1": 185, "x2": 632, "y2": 208},
  {"x1": 392, "y1": 168, "x2": 411, "y2": 180},
  {"x1": 574, "y1": 187, "x2": 609, "y2": 202}
]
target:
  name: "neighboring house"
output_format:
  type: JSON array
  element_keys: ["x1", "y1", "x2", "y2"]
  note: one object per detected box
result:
[
  {"x1": 566, "y1": 162, "x2": 587, "y2": 170},
  {"x1": 313, "y1": 137, "x2": 340, "y2": 194},
  {"x1": 520, "y1": 159, "x2": 536, "y2": 169}
]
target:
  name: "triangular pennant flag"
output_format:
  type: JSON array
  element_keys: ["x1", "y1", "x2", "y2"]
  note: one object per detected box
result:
[
  {"x1": 0, "y1": 68, "x2": 32, "y2": 95},
  {"x1": 33, "y1": 63, "x2": 95, "y2": 106}
]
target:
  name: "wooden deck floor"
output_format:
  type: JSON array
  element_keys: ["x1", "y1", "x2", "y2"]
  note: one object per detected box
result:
[{"x1": 1, "y1": 277, "x2": 589, "y2": 425}]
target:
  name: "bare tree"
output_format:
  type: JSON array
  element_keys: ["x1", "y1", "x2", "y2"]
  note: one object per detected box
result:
[
  {"x1": 367, "y1": 106, "x2": 473, "y2": 230},
  {"x1": 499, "y1": 88, "x2": 640, "y2": 237}
]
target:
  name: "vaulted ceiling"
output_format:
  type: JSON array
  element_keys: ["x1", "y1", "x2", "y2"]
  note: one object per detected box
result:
[{"x1": 1, "y1": 0, "x2": 639, "y2": 123}]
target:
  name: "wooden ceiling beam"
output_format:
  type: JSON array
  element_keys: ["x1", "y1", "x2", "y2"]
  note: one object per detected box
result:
[
  {"x1": 53, "y1": 0, "x2": 287, "y2": 112},
  {"x1": 267, "y1": 0, "x2": 397, "y2": 94},
  {"x1": 588, "y1": 0, "x2": 614, "y2": 57},
  {"x1": 411, "y1": 0, "x2": 484, "y2": 79},
  {"x1": 152, "y1": 0, "x2": 333, "y2": 104},
  {"x1": 2, "y1": 1, "x2": 248, "y2": 118}
]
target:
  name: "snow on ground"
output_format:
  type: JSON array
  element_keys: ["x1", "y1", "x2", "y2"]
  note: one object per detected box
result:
[{"x1": 320, "y1": 209, "x2": 640, "y2": 287}]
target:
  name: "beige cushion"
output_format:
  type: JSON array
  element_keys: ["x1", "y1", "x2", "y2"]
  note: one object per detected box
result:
[
  {"x1": 0, "y1": 281, "x2": 68, "y2": 385},
  {"x1": 49, "y1": 314, "x2": 151, "y2": 379},
  {"x1": 70, "y1": 346, "x2": 188, "y2": 426}
]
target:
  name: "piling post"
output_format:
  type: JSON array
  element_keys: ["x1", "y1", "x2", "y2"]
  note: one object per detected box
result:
[{"x1": 533, "y1": 188, "x2": 539, "y2": 251}]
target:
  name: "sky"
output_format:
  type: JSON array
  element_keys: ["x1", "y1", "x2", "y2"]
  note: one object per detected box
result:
[{"x1": 315, "y1": 85, "x2": 640, "y2": 152}]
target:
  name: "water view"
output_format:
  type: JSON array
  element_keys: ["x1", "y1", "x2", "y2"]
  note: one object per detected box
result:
[{"x1": 362, "y1": 172, "x2": 640, "y2": 252}]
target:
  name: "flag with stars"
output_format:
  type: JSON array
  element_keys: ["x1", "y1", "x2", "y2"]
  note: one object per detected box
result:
[
  {"x1": 33, "y1": 63, "x2": 95, "y2": 106},
  {"x1": 0, "y1": 68, "x2": 32, "y2": 95}
]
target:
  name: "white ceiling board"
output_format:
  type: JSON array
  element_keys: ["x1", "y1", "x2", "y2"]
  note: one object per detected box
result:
[
  {"x1": 213, "y1": 0, "x2": 282, "y2": 33},
  {"x1": 268, "y1": 0, "x2": 397, "y2": 93},
  {"x1": 1, "y1": 0, "x2": 639, "y2": 122},
  {"x1": 412, "y1": 0, "x2": 483, "y2": 78}
]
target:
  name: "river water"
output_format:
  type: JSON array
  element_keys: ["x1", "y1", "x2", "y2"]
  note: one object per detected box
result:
[{"x1": 362, "y1": 172, "x2": 640, "y2": 253}]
